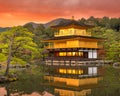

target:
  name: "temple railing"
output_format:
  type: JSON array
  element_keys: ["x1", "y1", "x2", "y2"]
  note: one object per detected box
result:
[
  {"x1": 45, "y1": 56, "x2": 98, "y2": 61},
  {"x1": 45, "y1": 60, "x2": 105, "y2": 66},
  {"x1": 44, "y1": 57, "x2": 112, "y2": 67}
]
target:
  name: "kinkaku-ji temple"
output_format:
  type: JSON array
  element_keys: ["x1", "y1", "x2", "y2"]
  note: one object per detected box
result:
[{"x1": 43, "y1": 17, "x2": 105, "y2": 87}]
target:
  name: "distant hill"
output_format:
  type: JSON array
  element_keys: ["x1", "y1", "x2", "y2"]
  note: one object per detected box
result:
[
  {"x1": 44, "y1": 18, "x2": 70, "y2": 28},
  {"x1": 24, "y1": 22, "x2": 42, "y2": 29},
  {"x1": 1, "y1": 17, "x2": 120, "y2": 32},
  {"x1": 0, "y1": 27, "x2": 10, "y2": 32},
  {"x1": 0, "y1": 18, "x2": 75, "y2": 30},
  {"x1": 24, "y1": 18, "x2": 71, "y2": 28}
]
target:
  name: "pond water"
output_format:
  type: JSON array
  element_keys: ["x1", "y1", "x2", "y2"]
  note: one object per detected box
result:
[
  {"x1": 1, "y1": 65, "x2": 120, "y2": 96},
  {"x1": 0, "y1": 77, "x2": 120, "y2": 96}
]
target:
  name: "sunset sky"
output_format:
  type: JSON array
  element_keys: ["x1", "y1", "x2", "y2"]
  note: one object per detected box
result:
[{"x1": 0, "y1": 0, "x2": 120, "y2": 27}]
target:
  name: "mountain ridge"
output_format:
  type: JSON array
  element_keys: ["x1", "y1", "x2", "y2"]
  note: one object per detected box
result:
[
  {"x1": 0, "y1": 18, "x2": 67, "y2": 32},
  {"x1": 24, "y1": 18, "x2": 70, "y2": 28},
  {"x1": 0, "y1": 18, "x2": 79, "y2": 32}
]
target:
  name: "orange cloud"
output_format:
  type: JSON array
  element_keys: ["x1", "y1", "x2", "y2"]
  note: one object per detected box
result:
[{"x1": 0, "y1": 0, "x2": 120, "y2": 27}]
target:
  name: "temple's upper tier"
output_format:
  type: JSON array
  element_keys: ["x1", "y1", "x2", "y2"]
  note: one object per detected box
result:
[{"x1": 51, "y1": 19, "x2": 93, "y2": 37}]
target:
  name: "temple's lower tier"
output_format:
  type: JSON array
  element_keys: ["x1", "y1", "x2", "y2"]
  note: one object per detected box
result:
[{"x1": 48, "y1": 48, "x2": 99, "y2": 59}]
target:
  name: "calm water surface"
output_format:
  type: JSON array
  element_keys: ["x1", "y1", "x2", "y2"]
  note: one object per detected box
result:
[
  {"x1": 0, "y1": 76, "x2": 120, "y2": 96},
  {"x1": 1, "y1": 65, "x2": 120, "y2": 96}
]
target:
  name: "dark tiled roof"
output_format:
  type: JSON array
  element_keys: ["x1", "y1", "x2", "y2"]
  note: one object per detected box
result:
[
  {"x1": 51, "y1": 20, "x2": 93, "y2": 28},
  {"x1": 44, "y1": 35, "x2": 103, "y2": 41}
]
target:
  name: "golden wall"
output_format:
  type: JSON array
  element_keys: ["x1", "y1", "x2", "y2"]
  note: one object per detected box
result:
[
  {"x1": 54, "y1": 28, "x2": 91, "y2": 37},
  {"x1": 79, "y1": 41, "x2": 98, "y2": 48},
  {"x1": 48, "y1": 40, "x2": 98, "y2": 49},
  {"x1": 66, "y1": 40, "x2": 79, "y2": 47}
]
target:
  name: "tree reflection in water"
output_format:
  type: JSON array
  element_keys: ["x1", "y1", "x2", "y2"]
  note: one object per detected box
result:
[
  {"x1": 88, "y1": 85, "x2": 120, "y2": 96},
  {"x1": 0, "y1": 68, "x2": 54, "y2": 96},
  {"x1": 0, "y1": 77, "x2": 54, "y2": 96}
]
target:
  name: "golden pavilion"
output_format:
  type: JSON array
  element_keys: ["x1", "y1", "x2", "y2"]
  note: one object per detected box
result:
[{"x1": 43, "y1": 18, "x2": 103, "y2": 86}]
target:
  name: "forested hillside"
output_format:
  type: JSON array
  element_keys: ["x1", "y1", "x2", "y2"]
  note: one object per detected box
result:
[
  {"x1": 79, "y1": 16, "x2": 120, "y2": 31},
  {"x1": 79, "y1": 16, "x2": 120, "y2": 62}
]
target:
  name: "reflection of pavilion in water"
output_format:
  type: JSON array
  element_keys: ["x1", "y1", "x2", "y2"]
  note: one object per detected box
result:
[
  {"x1": 43, "y1": 18, "x2": 104, "y2": 96},
  {"x1": 44, "y1": 76, "x2": 102, "y2": 96},
  {"x1": 55, "y1": 88, "x2": 91, "y2": 96}
]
